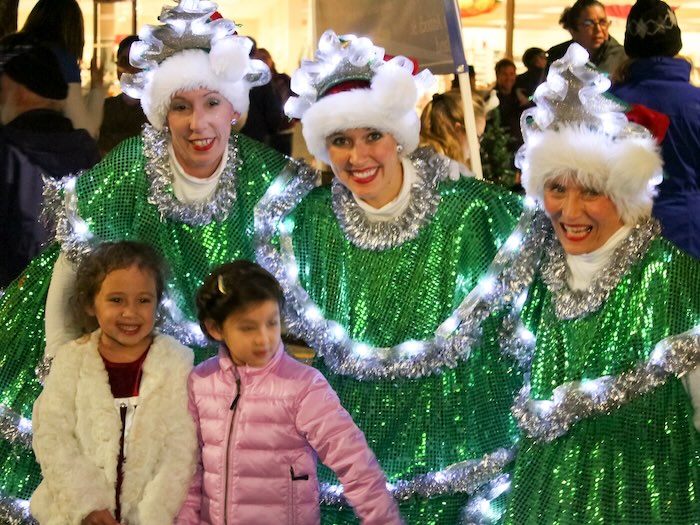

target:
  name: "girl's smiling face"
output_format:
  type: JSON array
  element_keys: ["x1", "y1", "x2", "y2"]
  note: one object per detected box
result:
[{"x1": 87, "y1": 264, "x2": 158, "y2": 360}]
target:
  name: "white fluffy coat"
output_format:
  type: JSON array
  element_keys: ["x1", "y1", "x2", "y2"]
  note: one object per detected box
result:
[{"x1": 31, "y1": 330, "x2": 197, "y2": 525}]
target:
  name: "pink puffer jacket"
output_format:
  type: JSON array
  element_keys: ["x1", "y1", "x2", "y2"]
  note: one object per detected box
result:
[{"x1": 175, "y1": 344, "x2": 402, "y2": 525}]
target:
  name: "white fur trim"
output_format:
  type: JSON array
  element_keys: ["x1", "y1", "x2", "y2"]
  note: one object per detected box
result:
[
  {"x1": 521, "y1": 125, "x2": 663, "y2": 224},
  {"x1": 141, "y1": 49, "x2": 249, "y2": 130},
  {"x1": 301, "y1": 64, "x2": 420, "y2": 164}
]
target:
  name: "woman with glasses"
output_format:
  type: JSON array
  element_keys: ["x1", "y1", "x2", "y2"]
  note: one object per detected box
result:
[{"x1": 546, "y1": 0, "x2": 627, "y2": 76}]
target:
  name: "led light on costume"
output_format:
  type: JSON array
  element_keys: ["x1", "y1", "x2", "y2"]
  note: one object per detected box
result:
[{"x1": 459, "y1": 474, "x2": 512, "y2": 524}]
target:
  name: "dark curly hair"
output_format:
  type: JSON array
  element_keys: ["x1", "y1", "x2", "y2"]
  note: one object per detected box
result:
[
  {"x1": 559, "y1": 0, "x2": 606, "y2": 32},
  {"x1": 71, "y1": 241, "x2": 168, "y2": 334},
  {"x1": 196, "y1": 260, "x2": 284, "y2": 340},
  {"x1": 21, "y1": 0, "x2": 85, "y2": 61}
]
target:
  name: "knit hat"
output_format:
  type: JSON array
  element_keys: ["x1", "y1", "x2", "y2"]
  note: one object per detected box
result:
[
  {"x1": 517, "y1": 43, "x2": 663, "y2": 225},
  {"x1": 285, "y1": 30, "x2": 435, "y2": 164},
  {"x1": 0, "y1": 37, "x2": 67, "y2": 100},
  {"x1": 120, "y1": 0, "x2": 270, "y2": 130},
  {"x1": 624, "y1": 0, "x2": 682, "y2": 58}
]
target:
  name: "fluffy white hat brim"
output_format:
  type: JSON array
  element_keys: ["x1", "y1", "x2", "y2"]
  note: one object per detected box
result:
[
  {"x1": 300, "y1": 64, "x2": 419, "y2": 164},
  {"x1": 141, "y1": 49, "x2": 249, "y2": 130},
  {"x1": 521, "y1": 125, "x2": 662, "y2": 224}
]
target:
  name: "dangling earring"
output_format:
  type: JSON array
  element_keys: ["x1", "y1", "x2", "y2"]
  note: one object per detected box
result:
[
  {"x1": 163, "y1": 125, "x2": 170, "y2": 135},
  {"x1": 396, "y1": 144, "x2": 404, "y2": 154}
]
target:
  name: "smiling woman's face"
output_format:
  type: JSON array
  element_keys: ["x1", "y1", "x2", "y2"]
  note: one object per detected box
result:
[
  {"x1": 166, "y1": 88, "x2": 238, "y2": 179},
  {"x1": 543, "y1": 175, "x2": 624, "y2": 255},
  {"x1": 326, "y1": 128, "x2": 404, "y2": 209}
]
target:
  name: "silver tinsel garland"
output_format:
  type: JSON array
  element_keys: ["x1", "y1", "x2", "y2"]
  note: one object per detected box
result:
[
  {"x1": 330, "y1": 148, "x2": 446, "y2": 251},
  {"x1": 320, "y1": 447, "x2": 515, "y2": 506},
  {"x1": 143, "y1": 125, "x2": 242, "y2": 225},
  {"x1": 512, "y1": 327, "x2": 700, "y2": 443},
  {"x1": 0, "y1": 405, "x2": 32, "y2": 448},
  {"x1": 255, "y1": 150, "x2": 551, "y2": 380},
  {"x1": 508, "y1": 217, "x2": 700, "y2": 442},
  {"x1": 34, "y1": 356, "x2": 52, "y2": 386},
  {"x1": 42, "y1": 175, "x2": 94, "y2": 263},
  {"x1": 0, "y1": 496, "x2": 36, "y2": 525},
  {"x1": 541, "y1": 218, "x2": 661, "y2": 320}
]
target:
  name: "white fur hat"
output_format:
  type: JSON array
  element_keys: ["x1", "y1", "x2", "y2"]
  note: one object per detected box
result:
[
  {"x1": 285, "y1": 30, "x2": 435, "y2": 164},
  {"x1": 120, "y1": 0, "x2": 270, "y2": 130},
  {"x1": 517, "y1": 43, "x2": 664, "y2": 225}
]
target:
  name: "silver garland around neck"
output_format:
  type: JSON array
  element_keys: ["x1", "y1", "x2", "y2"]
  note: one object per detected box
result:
[
  {"x1": 255, "y1": 152, "x2": 550, "y2": 379},
  {"x1": 541, "y1": 218, "x2": 661, "y2": 319},
  {"x1": 330, "y1": 147, "x2": 446, "y2": 251},
  {"x1": 143, "y1": 124, "x2": 242, "y2": 226}
]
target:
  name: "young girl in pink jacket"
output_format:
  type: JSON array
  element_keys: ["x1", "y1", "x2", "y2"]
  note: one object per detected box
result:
[{"x1": 176, "y1": 261, "x2": 402, "y2": 525}]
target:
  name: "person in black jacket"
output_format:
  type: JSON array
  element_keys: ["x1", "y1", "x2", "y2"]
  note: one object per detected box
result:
[
  {"x1": 546, "y1": 0, "x2": 627, "y2": 76},
  {"x1": 0, "y1": 34, "x2": 100, "y2": 288}
]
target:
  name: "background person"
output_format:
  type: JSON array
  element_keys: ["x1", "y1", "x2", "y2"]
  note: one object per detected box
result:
[
  {"x1": 20, "y1": 0, "x2": 106, "y2": 138},
  {"x1": 546, "y1": 0, "x2": 627, "y2": 76},
  {"x1": 97, "y1": 35, "x2": 148, "y2": 157},
  {"x1": 419, "y1": 89, "x2": 486, "y2": 171},
  {"x1": 611, "y1": 0, "x2": 700, "y2": 259},
  {"x1": 0, "y1": 33, "x2": 99, "y2": 289}
]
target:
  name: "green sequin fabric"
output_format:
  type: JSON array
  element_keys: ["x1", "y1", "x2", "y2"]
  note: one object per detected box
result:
[
  {"x1": 286, "y1": 173, "x2": 523, "y2": 524},
  {"x1": 503, "y1": 236, "x2": 700, "y2": 525},
  {"x1": 0, "y1": 131, "x2": 290, "y2": 516}
]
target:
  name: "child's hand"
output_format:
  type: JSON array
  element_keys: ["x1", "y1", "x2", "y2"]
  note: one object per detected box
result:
[{"x1": 81, "y1": 509, "x2": 120, "y2": 525}]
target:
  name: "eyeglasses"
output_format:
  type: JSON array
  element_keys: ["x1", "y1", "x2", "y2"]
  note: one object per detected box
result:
[{"x1": 579, "y1": 18, "x2": 611, "y2": 30}]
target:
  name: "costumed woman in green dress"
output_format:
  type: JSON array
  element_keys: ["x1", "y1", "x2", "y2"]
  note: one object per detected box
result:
[
  {"x1": 495, "y1": 43, "x2": 700, "y2": 524},
  {"x1": 255, "y1": 30, "x2": 524, "y2": 524},
  {"x1": 0, "y1": 1, "x2": 310, "y2": 520}
]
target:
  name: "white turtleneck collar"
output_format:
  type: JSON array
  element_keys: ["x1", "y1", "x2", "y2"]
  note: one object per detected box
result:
[
  {"x1": 566, "y1": 224, "x2": 633, "y2": 291},
  {"x1": 352, "y1": 157, "x2": 415, "y2": 222},
  {"x1": 169, "y1": 142, "x2": 228, "y2": 203}
]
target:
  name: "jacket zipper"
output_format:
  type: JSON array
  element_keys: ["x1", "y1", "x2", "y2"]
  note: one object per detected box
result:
[{"x1": 223, "y1": 372, "x2": 241, "y2": 525}]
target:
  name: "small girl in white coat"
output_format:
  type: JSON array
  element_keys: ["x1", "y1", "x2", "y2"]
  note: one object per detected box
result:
[
  {"x1": 31, "y1": 241, "x2": 197, "y2": 525},
  {"x1": 176, "y1": 260, "x2": 402, "y2": 525}
]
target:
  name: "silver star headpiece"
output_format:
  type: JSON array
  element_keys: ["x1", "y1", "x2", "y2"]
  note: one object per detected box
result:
[
  {"x1": 130, "y1": 0, "x2": 237, "y2": 71},
  {"x1": 520, "y1": 43, "x2": 649, "y2": 143},
  {"x1": 286, "y1": 29, "x2": 433, "y2": 120}
]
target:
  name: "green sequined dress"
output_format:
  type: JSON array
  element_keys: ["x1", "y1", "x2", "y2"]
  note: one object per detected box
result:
[
  {"x1": 256, "y1": 150, "x2": 524, "y2": 524},
  {"x1": 0, "y1": 127, "x2": 295, "y2": 520},
  {"x1": 503, "y1": 220, "x2": 700, "y2": 525}
]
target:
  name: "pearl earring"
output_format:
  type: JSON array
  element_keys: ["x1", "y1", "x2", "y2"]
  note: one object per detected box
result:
[
  {"x1": 396, "y1": 144, "x2": 404, "y2": 154},
  {"x1": 231, "y1": 117, "x2": 238, "y2": 126}
]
